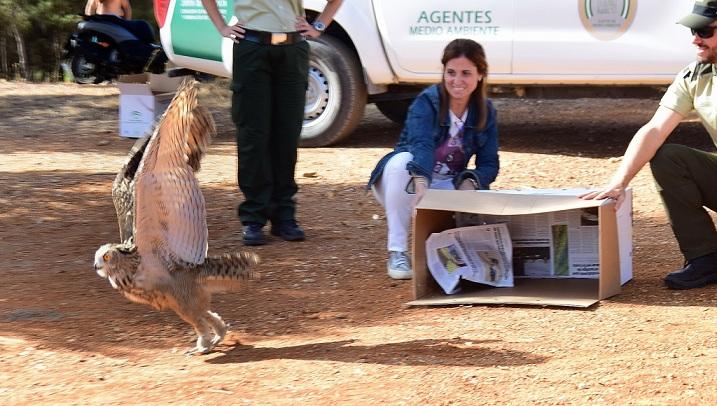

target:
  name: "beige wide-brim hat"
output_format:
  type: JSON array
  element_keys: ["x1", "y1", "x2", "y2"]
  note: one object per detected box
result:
[{"x1": 679, "y1": 0, "x2": 717, "y2": 29}]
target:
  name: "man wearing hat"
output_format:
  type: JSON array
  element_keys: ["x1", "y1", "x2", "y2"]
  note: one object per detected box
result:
[{"x1": 582, "y1": 0, "x2": 717, "y2": 289}]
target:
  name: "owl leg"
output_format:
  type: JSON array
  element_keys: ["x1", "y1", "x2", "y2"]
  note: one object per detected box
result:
[
  {"x1": 182, "y1": 314, "x2": 214, "y2": 355},
  {"x1": 191, "y1": 325, "x2": 214, "y2": 355},
  {"x1": 171, "y1": 299, "x2": 215, "y2": 355},
  {"x1": 205, "y1": 310, "x2": 227, "y2": 346}
]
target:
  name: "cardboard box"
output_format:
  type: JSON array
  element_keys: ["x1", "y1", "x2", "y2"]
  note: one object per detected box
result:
[
  {"x1": 409, "y1": 188, "x2": 632, "y2": 308},
  {"x1": 116, "y1": 74, "x2": 179, "y2": 138},
  {"x1": 147, "y1": 72, "x2": 186, "y2": 93}
]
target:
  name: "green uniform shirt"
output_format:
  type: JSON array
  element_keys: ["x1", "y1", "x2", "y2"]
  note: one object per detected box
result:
[
  {"x1": 234, "y1": 0, "x2": 303, "y2": 32},
  {"x1": 660, "y1": 61, "x2": 717, "y2": 146}
]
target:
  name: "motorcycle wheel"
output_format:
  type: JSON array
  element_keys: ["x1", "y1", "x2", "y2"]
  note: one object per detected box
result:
[{"x1": 71, "y1": 52, "x2": 104, "y2": 84}]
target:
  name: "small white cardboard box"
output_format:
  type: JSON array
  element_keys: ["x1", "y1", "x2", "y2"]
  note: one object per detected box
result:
[
  {"x1": 116, "y1": 74, "x2": 178, "y2": 138},
  {"x1": 409, "y1": 188, "x2": 633, "y2": 308}
]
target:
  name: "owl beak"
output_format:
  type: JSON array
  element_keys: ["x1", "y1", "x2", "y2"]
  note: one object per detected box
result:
[{"x1": 93, "y1": 261, "x2": 107, "y2": 278}]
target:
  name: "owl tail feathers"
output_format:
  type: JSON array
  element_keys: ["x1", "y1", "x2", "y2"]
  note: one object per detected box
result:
[{"x1": 198, "y1": 252, "x2": 260, "y2": 293}]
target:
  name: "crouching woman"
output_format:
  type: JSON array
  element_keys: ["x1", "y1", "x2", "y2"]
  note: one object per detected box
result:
[{"x1": 367, "y1": 38, "x2": 500, "y2": 280}]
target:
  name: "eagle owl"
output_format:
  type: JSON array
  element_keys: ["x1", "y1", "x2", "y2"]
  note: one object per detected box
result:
[{"x1": 93, "y1": 79, "x2": 259, "y2": 355}]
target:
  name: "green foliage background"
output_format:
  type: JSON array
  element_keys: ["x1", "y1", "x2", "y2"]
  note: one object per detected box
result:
[{"x1": 0, "y1": 0, "x2": 154, "y2": 81}]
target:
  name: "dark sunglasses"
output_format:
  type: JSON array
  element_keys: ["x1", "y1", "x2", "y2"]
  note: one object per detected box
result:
[{"x1": 691, "y1": 26, "x2": 717, "y2": 39}]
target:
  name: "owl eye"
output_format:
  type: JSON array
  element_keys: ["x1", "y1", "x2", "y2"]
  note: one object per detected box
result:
[{"x1": 102, "y1": 253, "x2": 110, "y2": 261}]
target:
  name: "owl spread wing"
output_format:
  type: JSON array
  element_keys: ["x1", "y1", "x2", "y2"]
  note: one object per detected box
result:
[
  {"x1": 112, "y1": 136, "x2": 151, "y2": 244},
  {"x1": 132, "y1": 79, "x2": 216, "y2": 267}
]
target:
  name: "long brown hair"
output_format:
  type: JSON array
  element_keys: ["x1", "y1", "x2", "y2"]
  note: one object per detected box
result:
[{"x1": 438, "y1": 38, "x2": 489, "y2": 131}]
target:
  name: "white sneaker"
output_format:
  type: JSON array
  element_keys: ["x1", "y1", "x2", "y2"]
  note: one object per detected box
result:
[{"x1": 387, "y1": 251, "x2": 412, "y2": 280}]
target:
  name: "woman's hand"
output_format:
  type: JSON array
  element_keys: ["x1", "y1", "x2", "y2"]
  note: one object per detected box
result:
[
  {"x1": 295, "y1": 17, "x2": 321, "y2": 38},
  {"x1": 411, "y1": 177, "x2": 428, "y2": 209},
  {"x1": 220, "y1": 24, "x2": 245, "y2": 43},
  {"x1": 457, "y1": 178, "x2": 478, "y2": 190}
]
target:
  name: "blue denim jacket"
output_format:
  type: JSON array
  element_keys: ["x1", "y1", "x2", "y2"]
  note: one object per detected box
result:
[{"x1": 367, "y1": 84, "x2": 499, "y2": 190}]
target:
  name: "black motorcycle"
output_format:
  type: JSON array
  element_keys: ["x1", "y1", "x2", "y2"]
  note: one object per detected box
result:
[{"x1": 62, "y1": 14, "x2": 167, "y2": 84}]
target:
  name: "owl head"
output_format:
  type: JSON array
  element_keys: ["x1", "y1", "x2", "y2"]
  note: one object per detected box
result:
[
  {"x1": 93, "y1": 243, "x2": 136, "y2": 279},
  {"x1": 94, "y1": 244, "x2": 116, "y2": 278}
]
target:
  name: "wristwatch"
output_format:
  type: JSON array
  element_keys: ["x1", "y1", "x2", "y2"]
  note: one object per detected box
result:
[{"x1": 312, "y1": 20, "x2": 326, "y2": 32}]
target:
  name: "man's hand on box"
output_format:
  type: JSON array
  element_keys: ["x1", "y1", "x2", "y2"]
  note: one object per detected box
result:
[{"x1": 579, "y1": 182, "x2": 626, "y2": 211}]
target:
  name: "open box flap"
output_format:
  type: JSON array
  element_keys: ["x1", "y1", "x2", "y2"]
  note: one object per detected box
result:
[
  {"x1": 116, "y1": 81, "x2": 154, "y2": 96},
  {"x1": 416, "y1": 189, "x2": 609, "y2": 216},
  {"x1": 598, "y1": 204, "x2": 621, "y2": 299},
  {"x1": 117, "y1": 73, "x2": 181, "y2": 95},
  {"x1": 148, "y1": 73, "x2": 184, "y2": 93},
  {"x1": 407, "y1": 279, "x2": 600, "y2": 308}
]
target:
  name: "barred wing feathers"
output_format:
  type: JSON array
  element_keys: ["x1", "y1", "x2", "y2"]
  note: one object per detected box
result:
[
  {"x1": 186, "y1": 105, "x2": 215, "y2": 171},
  {"x1": 198, "y1": 252, "x2": 261, "y2": 293},
  {"x1": 133, "y1": 80, "x2": 216, "y2": 267},
  {"x1": 112, "y1": 136, "x2": 151, "y2": 244}
]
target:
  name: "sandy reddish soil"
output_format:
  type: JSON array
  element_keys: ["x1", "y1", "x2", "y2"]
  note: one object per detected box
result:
[{"x1": 2, "y1": 81, "x2": 717, "y2": 405}]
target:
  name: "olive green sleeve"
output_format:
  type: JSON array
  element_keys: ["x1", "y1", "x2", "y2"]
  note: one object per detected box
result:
[{"x1": 659, "y1": 65, "x2": 695, "y2": 117}]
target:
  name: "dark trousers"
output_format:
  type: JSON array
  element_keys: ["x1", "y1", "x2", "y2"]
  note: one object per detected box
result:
[
  {"x1": 650, "y1": 143, "x2": 717, "y2": 260},
  {"x1": 231, "y1": 40, "x2": 309, "y2": 225}
]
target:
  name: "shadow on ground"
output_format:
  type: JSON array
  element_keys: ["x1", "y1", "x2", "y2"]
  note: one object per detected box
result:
[{"x1": 208, "y1": 338, "x2": 548, "y2": 367}]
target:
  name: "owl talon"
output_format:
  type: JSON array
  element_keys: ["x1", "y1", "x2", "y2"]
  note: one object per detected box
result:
[
  {"x1": 211, "y1": 324, "x2": 228, "y2": 346},
  {"x1": 185, "y1": 345, "x2": 212, "y2": 356}
]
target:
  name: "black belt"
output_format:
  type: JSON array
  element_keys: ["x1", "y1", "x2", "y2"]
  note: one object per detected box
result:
[{"x1": 242, "y1": 29, "x2": 304, "y2": 45}]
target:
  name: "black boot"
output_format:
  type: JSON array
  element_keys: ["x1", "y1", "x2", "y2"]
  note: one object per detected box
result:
[
  {"x1": 270, "y1": 219, "x2": 305, "y2": 241},
  {"x1": 664, "y1": 252, "x2": 717, "y2": 289},
  {"x1": 242, "y1": 222, "x2": 266, "y2": 246}
]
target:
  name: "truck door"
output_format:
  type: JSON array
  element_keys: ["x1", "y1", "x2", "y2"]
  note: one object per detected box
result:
[
  {"x1": 511, "y1": 0, "x2": 695, "y2": 83},
  {"x1": 159, "y1": 0, "x2": 234, "y2": 77},
  {"x1": 372, "y1": 0, "x2": 514, "y2": 81}
]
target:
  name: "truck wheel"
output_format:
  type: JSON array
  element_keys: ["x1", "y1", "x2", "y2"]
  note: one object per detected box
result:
[
  {"x1": 375, "y1": 99, "x2": 412, "y2": 125},
  {"x1": 301, "y1": 36, "x2": 367, "y2": 147}
]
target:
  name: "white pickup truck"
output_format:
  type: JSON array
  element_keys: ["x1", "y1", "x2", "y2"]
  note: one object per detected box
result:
[{"x1": 153, "y1": 0, "x2": 696, "y2": 146}]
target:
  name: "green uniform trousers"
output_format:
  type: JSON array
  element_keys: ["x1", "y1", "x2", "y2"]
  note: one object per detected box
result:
[
  {"x1": 650, "y1": 143, "x2": 717, "y2": 260},
  {"x1": 231, "y1": 39, "x2": 309, "y2": 225}
]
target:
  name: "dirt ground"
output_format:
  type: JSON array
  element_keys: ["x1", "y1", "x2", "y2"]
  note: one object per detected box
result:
[{"x1": 2, "y1": 81, "x2": 717, "y2": 405}]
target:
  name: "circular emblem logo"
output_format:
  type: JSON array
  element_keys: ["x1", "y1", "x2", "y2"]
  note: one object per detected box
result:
[{"x1": 579, "y1": 0, "x2": 637, "y2": 41}]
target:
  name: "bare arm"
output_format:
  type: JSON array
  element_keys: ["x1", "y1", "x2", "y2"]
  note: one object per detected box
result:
[
  {"x1": 122, "y1": 0, "x2": 132, "y2": 19},
  {"x1": 200, "y1": 0, "x2": 245, "y2": 42},
  {"x1": 296, "y1": 0, "x2": 344, "y2": 38},
  {"x1": 314, "y1": 0, "x2": 343, "y2": 27},
  {"x1": 85, "y1": 0, "x2": 97, "y2": 15},
  {"x1": 581, "y1": 106, "x2": 684, "y2": 207}
]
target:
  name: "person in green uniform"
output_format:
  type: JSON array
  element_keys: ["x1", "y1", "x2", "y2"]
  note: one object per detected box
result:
[
  {"x1": 201, "y1": 0, "x2": 343, "y2": 246},
  {"x1": 582, "y1": 0, "x2": 717, "y2": 289}
]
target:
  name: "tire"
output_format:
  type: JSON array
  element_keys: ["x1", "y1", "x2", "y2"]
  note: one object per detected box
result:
[
  {"x1": 70, "y1": 50, "x2": 104, "y2": 85},
  {"x1": 301, "y1": 36, "x2": 367, "y2": 147},
  {"x1": 375, "y1": 99, "x2": 413, "y2": 125}
]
